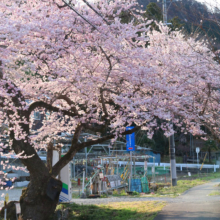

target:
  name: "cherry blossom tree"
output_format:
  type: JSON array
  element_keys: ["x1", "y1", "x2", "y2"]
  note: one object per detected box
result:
[{"x1": 0, "y1": 0, "x2": 219, "y2": 219}]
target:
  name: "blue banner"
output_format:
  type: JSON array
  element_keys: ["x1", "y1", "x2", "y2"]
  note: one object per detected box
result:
[{"x1": 126, "y1": 126, "x2": 135, "y2": 151}]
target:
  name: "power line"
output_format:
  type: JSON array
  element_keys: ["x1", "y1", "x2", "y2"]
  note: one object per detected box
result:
[
  {"x1": 81, "y1": 0, "x2": 110, "y2": 25},
  {"x1": 61, "y1": 0, "x2": 99, "y2": 31}
]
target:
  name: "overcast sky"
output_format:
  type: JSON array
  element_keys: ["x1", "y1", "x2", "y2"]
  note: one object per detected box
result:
[{"x1": 197, "y1": 0, "x2": 220, "y2": 9}]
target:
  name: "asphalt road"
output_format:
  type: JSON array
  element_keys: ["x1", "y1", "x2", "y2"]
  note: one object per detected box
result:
[{"x1": 154, "y1": 178, "x2": 220, "y2": 220}]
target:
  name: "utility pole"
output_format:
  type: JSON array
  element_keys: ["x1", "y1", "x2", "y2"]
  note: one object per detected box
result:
[
  {"x1": 162, "y1": 0, "x2": 178, "y2": 186},
  {"x1": 156, "y1": 0, "x2": 178, "y2": 186},
  {"x1": 159, "y1": 0, "x2": 180, "y2": 25},
  {"x1": 162, "y1": 0, "x2": 168, "y2": 25},
  {"x1": 169, "y1": 133, "x2": 177, "y2": 186},
  {"x1": 84, "y1": 137, "x2": 87, "y2": 177}
]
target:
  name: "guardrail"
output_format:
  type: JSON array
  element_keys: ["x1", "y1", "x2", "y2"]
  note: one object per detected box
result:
[
  {"x1": 113, "y1": 161, "x2": 219, "y2": 172},
  {"x1": 160, "y1": 163, "x2": 219, "y2": 172},
  {"x1": 103, "y1": 161, "x2": 158, "y2": 167},
  {"x1": 118, "y1": 161, "x2": 158, "y2": 167}
]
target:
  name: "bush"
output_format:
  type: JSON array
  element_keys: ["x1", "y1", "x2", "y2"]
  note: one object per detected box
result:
[
  {"x1": 101, "y1": 193, "x2": 108, "y2": 198},
  {"x1": 132, "y1": 191, "x2": 140, "y2": 196},
  {"x1": 120, "y1": 189, "x2": 127, "y2": 196},
  {"x1": 113, "y1": 190, "x2": 119, "y2": 196}
]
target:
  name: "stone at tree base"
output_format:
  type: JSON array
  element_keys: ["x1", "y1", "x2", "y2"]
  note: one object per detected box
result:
[
  {"x1": 50, "y1": 208, "x2": 70, "y2": 220},
  {"x1": 0, "y1": 201, "x2": 18, "y2": 220}
]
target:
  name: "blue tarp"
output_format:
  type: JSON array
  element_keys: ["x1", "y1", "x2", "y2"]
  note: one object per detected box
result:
[{"x1": 130, "y1": 179, "x2": 142, "y2": 193}]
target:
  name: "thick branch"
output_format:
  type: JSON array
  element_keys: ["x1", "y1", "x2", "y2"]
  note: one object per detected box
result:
[
  {"x1": 53, "y1": 0, "x2": 68, "y2": 9},
  {"x1": 47, "y1": 142, "x2": 53, "y2": 172},
  {"x1": 52, "y1": 94, "x2": 78, "y2": 115},
  {"x1": 100, "y1": 89, "x2": 108, "y2": 118},
  {"x1": 101, "y1": 88, "x2": 119, "y2": 95},
  {"x1": 52, "y1": 124, "x2": 83, "y2": 176},
  {"x1": 199, "y1": 83, "x2": 211, "y2": 116},
  {"x1": 99, "y1": 46, "x2": 112, "y2": 85},
  {"x1": 28, "y1": 101, "x2": 78, "y2": 119},
  {"x1": 82, "y1": 123, "x2": 107, "y2": 133},
  {"x1": 51, "y1": 126, "x2": 140, "y2": 176}
]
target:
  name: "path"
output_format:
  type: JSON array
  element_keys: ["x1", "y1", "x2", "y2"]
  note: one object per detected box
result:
[
  {"x1": 71, "y1": 195, "x2": 175, "y2": 205},
  {"x1": 1, "y1": 178, "x2": 220, "y2": 220},
  {"x1": 71, "y1": 179, "x2": 220, "y2": 219},
  {"x1": 154, "y1": 178, "x2": 220, "y2": 220}
]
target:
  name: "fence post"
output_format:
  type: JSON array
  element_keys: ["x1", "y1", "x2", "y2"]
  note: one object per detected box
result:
[
  {"x1": 82, "y1": 169, "x2": 85, "y2": 197},
  {"x1": 99, "y1": 179, "x2": 101, "y2": 196},
  {"x1": 90, "y1": 177, "x2": 92, "y2": 195}
]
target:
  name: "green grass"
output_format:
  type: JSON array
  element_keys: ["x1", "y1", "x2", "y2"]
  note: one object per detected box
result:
[
  {"x1": 57, "y1": 201, "x2": 166, "y2": 220},
  {"x1": 119, "y1": 189, "x2": 127, "y2": 196},
  {"x1": 72, "y1": 192, "x2": 80, "y2": 198},
  {"x1": 209, "y1": 191, "x2": 220, "y2": 196},
  {"x1": 112, "y1": 189, "x2": 140, "y2": 197},
  {"x1": 152, "y1": 172, "x2": 220, "y2": 197},
  {"x1": 154, "y1": 180, "x2": 206, "y2": 197}
]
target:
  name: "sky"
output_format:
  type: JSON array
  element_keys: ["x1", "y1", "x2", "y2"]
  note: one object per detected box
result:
[{"x1": 197, "y1": 0, "x2": 220, "y2": 9}]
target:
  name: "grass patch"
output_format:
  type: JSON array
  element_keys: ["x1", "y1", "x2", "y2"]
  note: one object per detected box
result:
[
  {"x1": 112, "y1": 189, "x2": 140, "y2": 197},
  {"x1": 209, "y1": 191, "x2": 220, "y2": 196},
  {"x1": 72, "y1": 192, "x2": 80, "y2": 198},
  {"x1": 154, "y1": 179, "x2": 206, "y2": 197},
  {"x1": 119, "y1": 189, "x2": 127, "y2": 196},
  {"x1": 57, "y1": 201, "x2": 166, "y2": 220},
  {"x1": 151, "y1": 172, "x2": 220, "y2": 197}
]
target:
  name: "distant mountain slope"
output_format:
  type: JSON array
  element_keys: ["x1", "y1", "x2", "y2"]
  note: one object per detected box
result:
[
  {"x1": 137, "y1": 0, "x2": 209, "y2": 21},
  {"x1": 136, "y1": 0, "x2": 220, "y2": 48}
]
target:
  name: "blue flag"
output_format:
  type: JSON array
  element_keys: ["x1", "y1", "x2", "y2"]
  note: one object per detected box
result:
[{"x1": 126, "y1": 126, "x2": 135, "y2": 151}]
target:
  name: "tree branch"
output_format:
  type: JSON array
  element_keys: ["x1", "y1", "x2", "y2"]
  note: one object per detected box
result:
[
  {"x1": 51, "y1": 125, "x2": 141, "y2": 176},
  {"x1": 100, "y1": 89, "x2": 108, "y2": 118},
  {"x1": 52, "y1": 124, "x2": 83, "y2": 176},
  {"x1": 28, "y1": 101, "x2": 78, "y2": 119},
  {"x1": 99, "y1": 46, "x2": 112, "y2": 86},
  {"x1": 51, "y1": 94, "x2": 78, "y2": 115},
  {"x1": 47, "y1": 142, "x2": 53, "y2": 172},
  {"x1": 82, "y1": 123, "x2": 107, "y2": 133},
  {"x1": 2, "y1": 82, "x2": 49, "y2": 176},
  {"x1": 101, "y1": 88, "x2": 119, "y2": 95},
  {"x1": 199, "y1": 83, "x2": 211, "y2": 116}
]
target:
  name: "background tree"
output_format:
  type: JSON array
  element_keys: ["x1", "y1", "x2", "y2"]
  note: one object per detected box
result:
[
  {"x1": 138, "y1": 0, "x2": 220, "y2": 48},
  {"x1": 169, "y1": 16, "x2": 184, "y2": 31},
  {"x1": 145, "y1": 2, "x2": 163, "y2": 21},
  {"x1": 202, "y1": 139, "x2": 218, "y2": 163}
]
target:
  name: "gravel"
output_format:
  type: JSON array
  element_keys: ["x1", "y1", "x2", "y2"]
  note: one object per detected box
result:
[{"x1": 71, "y1": 196, "x2": 177, "y2": 205}]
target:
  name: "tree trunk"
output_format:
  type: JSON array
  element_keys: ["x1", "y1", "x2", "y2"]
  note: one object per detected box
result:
[{"x1": 20, "y1": 175, "x2": 62, "y2": 220}]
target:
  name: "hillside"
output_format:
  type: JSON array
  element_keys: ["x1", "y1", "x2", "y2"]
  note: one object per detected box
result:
[{"x1": 137, "y1": 0, "x2": 220, "y2": 48}]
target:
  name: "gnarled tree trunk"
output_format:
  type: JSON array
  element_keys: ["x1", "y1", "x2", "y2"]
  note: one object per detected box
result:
[{"x1": 20, "y1": 175, "x2": 62, "y2": 220}]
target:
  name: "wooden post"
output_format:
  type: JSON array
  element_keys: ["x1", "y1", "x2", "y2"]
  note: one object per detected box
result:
[
  {"x1": 90, "y1": 177, "x2": 92, "y2": 194},
  {"x1": 99, "y1": 179, "x2": 101, "y2": 196}
]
